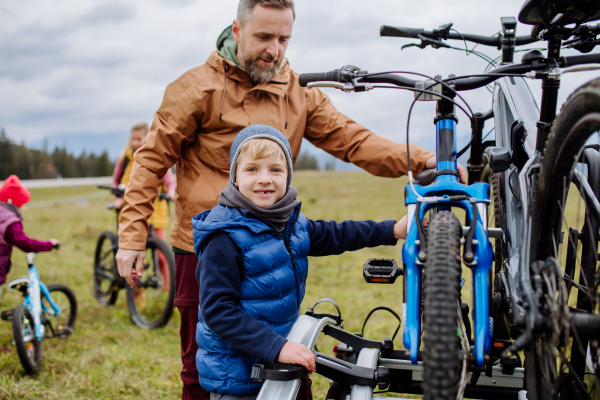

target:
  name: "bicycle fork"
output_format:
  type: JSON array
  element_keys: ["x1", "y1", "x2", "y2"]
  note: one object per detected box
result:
[{"x1": 402, "y1": 117, "x2": 494, "y2": 368}]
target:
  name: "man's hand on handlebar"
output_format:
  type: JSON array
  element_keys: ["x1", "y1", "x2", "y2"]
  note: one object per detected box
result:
[
  {"x1": 425, "y1": 156, "x2": 466, "y2": 184},
  {"x1": 277, "y1": 342, "x2": 316, "y2": 374},
  {"x1": 116, "y1": 248, "x2": 145, "y2": 288},
  {"x1": 50, "y1": 239, "x2": 60, "y2": 249}
]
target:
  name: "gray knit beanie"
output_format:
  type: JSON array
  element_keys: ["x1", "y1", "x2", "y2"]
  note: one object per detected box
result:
[{"x1": 229, "y1": 125, "x2": 294, "y2": 187}]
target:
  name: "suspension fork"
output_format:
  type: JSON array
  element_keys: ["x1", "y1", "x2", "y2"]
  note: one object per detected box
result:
[
  {"x1": 403, "y1": 200, "x2": 493, "y2": 367},
  {"x1": 403, "y1": 109, "x2": 493, "y2": 366}
]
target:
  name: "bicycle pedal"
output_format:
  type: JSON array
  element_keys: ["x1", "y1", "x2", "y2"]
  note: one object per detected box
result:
[
  {"x1": 1, "y1": 309, "x2": 13, "y2": 321},
  {"x1": 56, "y1": 325, "x2": 73, "y2": 339},
  {"x1": 363, "y1": 258, "x2": 402, "y2": 284}
]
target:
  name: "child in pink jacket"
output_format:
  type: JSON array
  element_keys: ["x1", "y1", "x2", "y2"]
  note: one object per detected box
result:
[{"x1": 0, "y1": 175, "x2": 59, "y2": 292}]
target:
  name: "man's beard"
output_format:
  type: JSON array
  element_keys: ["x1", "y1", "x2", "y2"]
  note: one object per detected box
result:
[{"x1": 239, "y1": 37, "x2": 282, "y2": 84}]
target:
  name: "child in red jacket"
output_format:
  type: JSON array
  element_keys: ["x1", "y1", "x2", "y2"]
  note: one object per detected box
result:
[{"x1": 0, "y1": 175, "x2": 59, "y2": 297}]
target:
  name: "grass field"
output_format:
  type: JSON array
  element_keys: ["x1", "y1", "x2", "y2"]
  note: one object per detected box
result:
[
  {"x1": 0, "y1": 171, "x2": 596, "y2": 399},
  {"x1": 0, "y1": 171, "x2": 414, "y2": 399}
]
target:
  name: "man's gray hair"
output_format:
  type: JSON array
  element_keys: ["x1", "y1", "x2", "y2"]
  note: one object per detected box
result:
[{"x1": 237, "y1": 0, "x2": 295, "y2": 27}]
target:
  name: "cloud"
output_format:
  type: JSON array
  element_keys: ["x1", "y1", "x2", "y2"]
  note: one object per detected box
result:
[
  {"x1": 0, "y1": 0, "x2": 598, "y2": 155},
  {"x1": 79, "y1": 2, "x2": 135, "y2": 26}
]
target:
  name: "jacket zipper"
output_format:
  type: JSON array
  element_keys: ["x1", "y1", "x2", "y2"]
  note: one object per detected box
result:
[{"x1": 285, "y1": 211, "x2": 301, "y2": 309}]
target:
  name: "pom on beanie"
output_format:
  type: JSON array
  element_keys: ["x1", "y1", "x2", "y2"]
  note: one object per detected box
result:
[
  {"x1": 229, "y1": 125, "x2": 294, "y2": 187},
  {"x1": 0, "y1": 175, "x2": 31, "y2": 207}
]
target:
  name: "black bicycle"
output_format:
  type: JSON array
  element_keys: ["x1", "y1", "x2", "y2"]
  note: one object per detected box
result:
[{"x1": 94, "y1": 185, "x2": 176, "y2": 329}]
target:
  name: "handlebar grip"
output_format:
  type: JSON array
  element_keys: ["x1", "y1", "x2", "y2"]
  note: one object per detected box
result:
[
  {"x1": 53, "y1": 243, "x2": 60, "y2": 250},
  {"x1": 562, "y1": 53, "x2": 600, "y2": 67},
  {"x1": 299, "y1": 70, "x2": 341, "y2": 87},
  {"x1": 380, "y1": 25, "x2": 424, "y2": 38},
  {"x1": 415, "y1": 169, "x2": 436, "y2": 186},
  {"x1": 97, "y1": 185, "x2": 114, "y2": 190}
]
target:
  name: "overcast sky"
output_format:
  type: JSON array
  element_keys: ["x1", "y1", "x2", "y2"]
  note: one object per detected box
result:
[{"x1": 1, "y1": 0, "x2": 599, "y2": 156}]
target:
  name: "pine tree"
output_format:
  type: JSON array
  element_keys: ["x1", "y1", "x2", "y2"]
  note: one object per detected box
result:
[
  {"x1": 94, "y1": 151, "x2": 113, "y2": 176},
  {"x1": 52, "y1": 147, "x2": 77, "y2": 178},
  {"x1": 14, "y1": 142, "x2": 31, "y2": 179},
  {"x1": 0, "y1": 129, "x2": 14, "y2": 179},
  {"x1": 294, "y1": 152, "x2": 319, "y2": 170}
]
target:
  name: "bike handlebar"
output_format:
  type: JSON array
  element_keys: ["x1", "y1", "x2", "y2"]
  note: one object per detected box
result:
[
  {"x1": 98, "y1": 185, "x2": 124, "y2": 197},
  {"x1": 158, "y1": 192, "x2": 173, "y2": 202},
  {"x1": 98, "y1": 185, "x2": 172, "y2": 202},
  {"x1": 379, "y1": 25, "x2": 539, "y2": 47},
  {"x1": 299, "y1": 52, "x2": 600, "y2": 92},
  {"x1": 562, "y1": 53, "x2": 600, "y2": 67}
]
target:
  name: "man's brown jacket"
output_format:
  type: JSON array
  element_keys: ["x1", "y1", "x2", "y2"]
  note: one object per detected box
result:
[{"x1": 118, "y1": 51, "x2": 435, "y2": 253}]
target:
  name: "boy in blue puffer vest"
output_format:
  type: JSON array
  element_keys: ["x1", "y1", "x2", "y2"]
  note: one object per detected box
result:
[{"x1": 192, "y1": 125, "x2": 407, "y2": 400}]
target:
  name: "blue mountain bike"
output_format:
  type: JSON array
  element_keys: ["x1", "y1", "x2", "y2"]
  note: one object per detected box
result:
[{"x1": 1, "y1": 251, "x2": 77, "y2": 376}]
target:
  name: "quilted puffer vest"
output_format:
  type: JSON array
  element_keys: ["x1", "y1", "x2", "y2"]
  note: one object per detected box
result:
[
  {"x1": 0, "y1": 203, "x2": 23, "y2": 284},
  {"x1": 191, "y1": 204, "x2": 310, "y2": 395}
]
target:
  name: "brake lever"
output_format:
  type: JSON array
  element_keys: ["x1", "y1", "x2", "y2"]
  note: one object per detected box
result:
[
  {"x1": 418, "y1": 34, "x2": 451, "y2": 49},
  {"x1": 307, "y1": 81, "x2": 373, "y2": 93},
  {"x1": 401, "y1": 34, "x2": 451, "y2": 51},
  {"x1": 401, "y1": 42, "x2": 424, "y2": 50}
]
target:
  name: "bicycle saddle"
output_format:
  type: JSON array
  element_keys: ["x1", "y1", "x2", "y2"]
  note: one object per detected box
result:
[{"x1": 519, "y1": 0, "x2": 600, "y2": 26}]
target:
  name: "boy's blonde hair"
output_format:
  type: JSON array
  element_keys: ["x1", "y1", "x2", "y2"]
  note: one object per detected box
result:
[{"x1": 237, "y1": 138, "x2": 287, "y2": 169}]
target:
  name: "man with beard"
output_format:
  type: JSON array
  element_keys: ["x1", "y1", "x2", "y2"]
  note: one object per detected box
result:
[{"x1": 116, "y1": 1, "x2": 451, "y2": 399}]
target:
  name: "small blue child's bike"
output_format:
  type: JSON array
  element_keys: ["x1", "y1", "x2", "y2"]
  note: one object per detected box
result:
[{"x1": 1, "y1": 250, "x2": 77, "y2": 376}]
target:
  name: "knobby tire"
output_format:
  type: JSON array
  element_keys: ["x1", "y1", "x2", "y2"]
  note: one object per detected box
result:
[
  {"x1": 12, "y1": 305, "x2": 41, "y2": 376},
  {"x1": 423, "y1": 211, "x2": 463, "y2": 400},
  {"x1": 93, "y1": 230, "x2": 119, "y2": 306}
]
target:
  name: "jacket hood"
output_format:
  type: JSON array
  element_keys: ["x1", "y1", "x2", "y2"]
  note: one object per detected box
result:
[{"x1": 216, "y1": 25, "x2": 244, "y2": 69}]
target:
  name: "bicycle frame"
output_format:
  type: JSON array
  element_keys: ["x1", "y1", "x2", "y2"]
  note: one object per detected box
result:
[{"x1": 18, "y1": 253, "x2": 62, "y2": 341}]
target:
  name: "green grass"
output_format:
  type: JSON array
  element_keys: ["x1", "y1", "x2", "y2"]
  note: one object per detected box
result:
[
  {"x1": 0, "y1": 173, "x2": 419, "y2": 399},
  {"x1": 0, "y1": 173, "x2": 597, "y2": 399}
]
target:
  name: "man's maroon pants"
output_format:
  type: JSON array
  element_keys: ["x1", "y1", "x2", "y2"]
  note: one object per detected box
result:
[{"x1": 175, "y1": 253, "x2": 210, "y2": 400}]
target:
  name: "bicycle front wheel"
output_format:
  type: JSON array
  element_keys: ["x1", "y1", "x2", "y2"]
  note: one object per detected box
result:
[
  {"x1": 529, "y1": 77, "x2": 600, "y2": 397},
  {"x1": 93, "y1": 230, "x2": 119, "y2": 306},
  {"x1": 423, "y1": 211, "x2": 463, "y2": 400},
  {"x1": 43, "y1": 284, "x2": 77, "y2": 339},
  {"x1": 12, "y1": 305, "x2": 41, "y2": 376},
  {"x1": 126, "y1": 236, "x2": 176, "y2": 329}
]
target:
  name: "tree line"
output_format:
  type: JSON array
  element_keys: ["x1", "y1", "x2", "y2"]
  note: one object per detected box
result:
[
  {"x1": 0, "y1": 129, "x2": 114, "y2": 180},
  {"x1": 0, "y1": 127, "x2": 332, "y2": 181}
]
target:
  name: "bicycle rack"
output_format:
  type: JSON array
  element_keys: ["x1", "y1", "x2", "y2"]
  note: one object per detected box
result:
[{"x1": 255, "y1": 314, "x2": 527, "y2": 400}]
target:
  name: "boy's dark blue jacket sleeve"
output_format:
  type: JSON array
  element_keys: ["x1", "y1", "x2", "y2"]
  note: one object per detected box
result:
[
  {"x1": 307, "y1": 219, "x2": 397, "y2": 256},
  {"x1": 197, "y1": 218, "x2": 397, "y2": 363}
]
